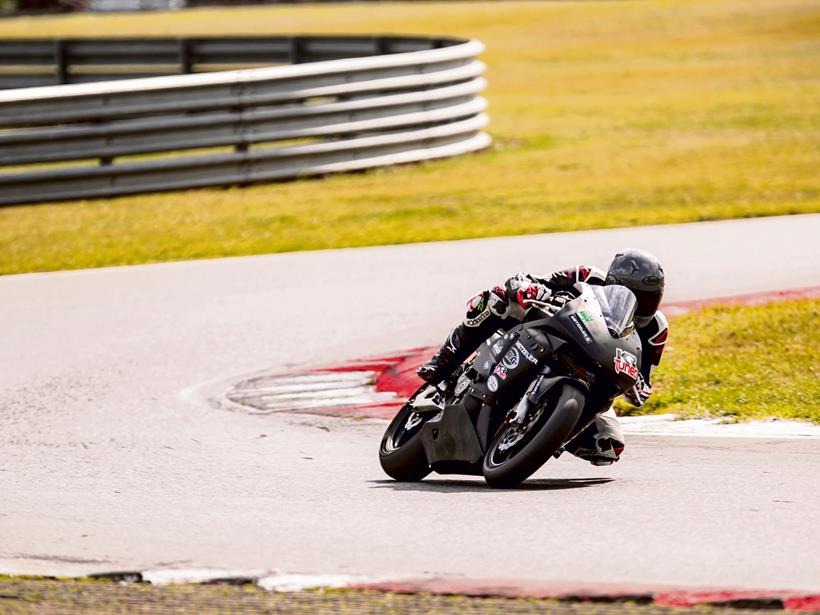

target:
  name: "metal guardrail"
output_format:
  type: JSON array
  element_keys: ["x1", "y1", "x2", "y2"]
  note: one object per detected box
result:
[
  {"x1": 0, "y1": 36, "x2": 458, "y2": 89},
  {"x1": 0, "y1": 36, "x2": 489, "y2": 206}
]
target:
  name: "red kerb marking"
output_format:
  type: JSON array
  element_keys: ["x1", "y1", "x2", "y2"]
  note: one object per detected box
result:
[
  {"x1": 317, "y1": 348, "x2": 430, "y2": 400},
  {"x1": 654, "y1": 590, "x2": 820, "y2": 610},
  {"x1": 271, "y1": 286, "x2": 818, "y2": 418},
  {"x1": 662, "y1": 285, "x2": 819, "y2": 316},
  {"x1": 785, "y1": 595, "x2": 820, "y2": 612},
  {"x1": 350, "y1": 578, "x2": 820, "y2": 611}
]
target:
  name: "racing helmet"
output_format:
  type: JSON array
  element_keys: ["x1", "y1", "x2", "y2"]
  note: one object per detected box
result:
[{"x1": 605, "y1": 249, "x2": 665, "y2": 328}]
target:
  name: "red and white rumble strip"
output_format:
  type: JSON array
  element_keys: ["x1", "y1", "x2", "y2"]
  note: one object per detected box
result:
[
  {"x1": 225, "y1": 286, "x2": 820, "y2": 437},
  {"x1": 84, "y1": 568, "x2": 820, "y2": 611},
  {"x1": 226, "y1": 348, "x2": 426, "y2": 420}
]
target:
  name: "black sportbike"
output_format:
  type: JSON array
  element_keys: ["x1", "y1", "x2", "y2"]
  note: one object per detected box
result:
[{"x1": 379, "y1": 283, "x2": 643, "y2": 488}]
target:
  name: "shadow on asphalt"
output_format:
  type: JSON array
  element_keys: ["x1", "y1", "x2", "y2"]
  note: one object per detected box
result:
[{"x1": 369, "y1": 477, "x2": 613, "y2": 493}]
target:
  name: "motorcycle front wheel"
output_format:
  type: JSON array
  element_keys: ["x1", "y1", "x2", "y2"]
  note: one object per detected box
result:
[
  {"x1": 482, "y1": 382, "x2": 585, "y2": 489},
  {"x1": 378, "y1": 386, "x2": 437, "y2": 482}
]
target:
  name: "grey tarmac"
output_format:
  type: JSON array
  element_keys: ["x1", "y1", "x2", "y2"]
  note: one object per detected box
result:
[{"x1": 1, "y1": 214, "x2": 819, "y2": 590}]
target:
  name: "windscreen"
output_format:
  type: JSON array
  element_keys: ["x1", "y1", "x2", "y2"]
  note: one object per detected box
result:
[{"x1": 592, "y1": 285, "x2": 637, "y2": 337}]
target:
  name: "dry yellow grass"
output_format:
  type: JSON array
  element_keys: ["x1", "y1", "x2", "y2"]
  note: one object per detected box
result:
[{"x1": 0, "y1": 0, "x2": 818, "y2": 273}]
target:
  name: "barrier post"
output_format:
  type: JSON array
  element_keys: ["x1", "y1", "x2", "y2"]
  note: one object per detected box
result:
[
  {"x1": 179, "y1": 38, "x2": 193, "y2": 74},
  {"x1": 53, "y1": 39, "x2": 68, "y2": 85}
]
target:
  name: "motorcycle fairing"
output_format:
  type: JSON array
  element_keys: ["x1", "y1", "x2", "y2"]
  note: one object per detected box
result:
[
  {"x1": 467, "y1": 324, "x2": 555, "y2": 406},
  {"x1": 418, "y1": 403, "x2": 484, "y2": 475},
  {"x1": 415, "y1": 282, "x2": 642, "y2": 474},
  {"x1": 543, "y1": 284, "x2": 643, "y2": 393}
]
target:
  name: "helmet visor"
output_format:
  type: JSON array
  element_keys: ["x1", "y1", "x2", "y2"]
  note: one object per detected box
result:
[{"x1": 635, "y1": 290, "x2": 662, "y2": 327}]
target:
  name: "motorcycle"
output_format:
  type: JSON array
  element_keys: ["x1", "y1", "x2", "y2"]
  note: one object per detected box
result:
[{"x1": 378, "y1": 282, "x2": 643, "y2": 488}]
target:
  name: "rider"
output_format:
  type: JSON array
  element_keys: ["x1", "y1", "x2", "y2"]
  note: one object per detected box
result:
[{"x1": 416, "y1": 249, "x2": 668, "y2": 466}]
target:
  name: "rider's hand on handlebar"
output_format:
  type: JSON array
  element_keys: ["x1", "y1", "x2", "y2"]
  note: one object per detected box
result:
[
  {"x1": 521, "y1": 289, "x2": 571, "y2": 316},
  {"x1": 516, "y1": 283, "x2": 552, "y2": 309}
]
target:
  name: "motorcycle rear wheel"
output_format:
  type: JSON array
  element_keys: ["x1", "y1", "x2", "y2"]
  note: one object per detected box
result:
[
  {"x1": 378, "y1": 387, "x2": 436, "y2": 482},
  {"x1": 482, "y1": 383, "x2": 585, "y2": 488}
]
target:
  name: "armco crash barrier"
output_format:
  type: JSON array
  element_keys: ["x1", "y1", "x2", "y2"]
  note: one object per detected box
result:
[{"x1": 0, "y1": 36, "x2": 490, "y2": 206}]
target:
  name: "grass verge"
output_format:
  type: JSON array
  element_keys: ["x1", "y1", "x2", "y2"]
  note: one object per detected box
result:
[
  {"x1": 0, "y1": 577, "x2": 798, "y2": 614},
  {"x1": 618, "y1": 298, "x2": 820, "y2": 423},
  {"x1": 1, "y1": 0, "x2": 819, "y2": 274}
]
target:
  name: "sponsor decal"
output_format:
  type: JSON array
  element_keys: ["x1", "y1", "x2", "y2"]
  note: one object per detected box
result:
[
  {"x1": 642, "y1": 275, "x2": 662, "y2": 286},
  {"x1": 467, "y1": 292, "x2": 486, "y2": 313},
  {"x1": 465, "y1": 310, "x2": 490, "y2": 328},
  {"x1": 492, "y1": 340, "x2": 504, "y2": 354},
  {"x1": 455, "y1": 377, "x2": 470, "y2": 395},
  {"x1": 502, "y1": 348, "x2": 520, "y2": 370},
  {"x1": 482, "y1": 360, "x2": 492, "y2": 371},
  {"x1": 614, "y1": 347, "x2": 640, "y2": 380},
  {"x1": 487, "y1": 375, "x2": 499, "y2": 392},
  {"x1": 514, "y1": 340, "x2": 537, "y2": 365},
  {"x1": 578, "y1": 309, "x2": 593, "y2": 323},
  {"x1": 569, "y1": 314, "x2": 593, "y2": 344},
  {"x1": 493, "y1": 365, "x2": 508, "y2": 380}
]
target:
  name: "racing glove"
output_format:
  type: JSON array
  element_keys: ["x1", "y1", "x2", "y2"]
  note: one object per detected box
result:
[
  {"x1": 516, "y1": 281, "x2": 552, "y2": 309},
  {"x1": 624, "y1": 374, "x2": 653, "y2": 407}
]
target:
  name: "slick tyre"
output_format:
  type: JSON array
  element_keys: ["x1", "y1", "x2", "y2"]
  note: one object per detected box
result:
[
  {"x1": 379, "y1": 398, "x2": 433, "y2": 482},
  {"x1": 482, "y1": 383, "x2": 585, "y2": 489}
]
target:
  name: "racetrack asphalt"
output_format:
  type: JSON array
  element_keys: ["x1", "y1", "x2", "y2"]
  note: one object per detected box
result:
[{"x1": 1, "y1": 214, "x2": 819, "y2": 590}]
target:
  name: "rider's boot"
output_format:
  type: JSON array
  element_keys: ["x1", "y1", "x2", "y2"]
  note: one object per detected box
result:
[
  {"x1": 417, "y1": 324, "x2": 477, "y2": 385},
  {"x1": 417, "y1": 287, "x2": 510, "y2": 386},
  {"x1": 566, "y1": 409, "x2": 625, "y2": 466}
]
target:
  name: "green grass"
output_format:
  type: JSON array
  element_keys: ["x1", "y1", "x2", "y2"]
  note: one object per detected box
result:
[
  {"x1": 617, "y1": 299, "x2": 820, "y2": 423},
  {"x1": 1, "y1": 0, "x2": 819, "y2": 274}
]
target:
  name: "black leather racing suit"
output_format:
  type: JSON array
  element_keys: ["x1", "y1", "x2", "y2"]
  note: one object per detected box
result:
[{"x1": 428, "y1": 265, "x2": 669, "y2": 465}]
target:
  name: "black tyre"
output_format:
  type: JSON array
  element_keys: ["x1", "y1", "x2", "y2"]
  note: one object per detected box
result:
[
  {"x1": 482, "y1": 383, "x2": 585, "y2": 488},
  {"x1": 378, "y1": 388, "x2": 436, "y2": 482}
]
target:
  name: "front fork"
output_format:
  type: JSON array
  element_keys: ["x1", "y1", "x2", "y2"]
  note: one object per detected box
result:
[
  {"x1": 509, "y1": 366, "x2": 595, "y2": 454},
  {"x1": 509, "y1": 370, "x2": 547, "y2": 425},
  {"x1": 508, "y1": 365, "x2": 587, "y2": 425}
]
